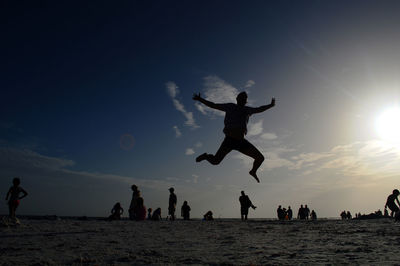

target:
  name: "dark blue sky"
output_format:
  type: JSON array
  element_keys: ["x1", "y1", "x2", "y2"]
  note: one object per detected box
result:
[{"x1": 2, "y1": 1, "x2": 400, "y2": 217}]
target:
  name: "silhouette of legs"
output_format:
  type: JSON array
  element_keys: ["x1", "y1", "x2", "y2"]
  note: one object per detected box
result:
[
  {"x1": 238, "y1": 142, "x2": 264, "y2": 183},
  {"x1": 196, "y1": 138, "x2": 232, "y2": 165},
  {"x1": 196, "y1": 136, "x2": 264, "y2": 182}
]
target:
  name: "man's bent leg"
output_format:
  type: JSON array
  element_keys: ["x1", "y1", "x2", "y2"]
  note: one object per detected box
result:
[
  {"x1": 239, "y1": 140, "x2": 264, "y2": 182},
  {"x1": 196, "y1": 137, "x2": 232, "y2": 165}
]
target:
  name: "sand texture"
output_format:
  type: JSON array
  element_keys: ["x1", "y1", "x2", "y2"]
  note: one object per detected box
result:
[{"x1": 1, "y1": 218, "x2": 400, "y2": 265}]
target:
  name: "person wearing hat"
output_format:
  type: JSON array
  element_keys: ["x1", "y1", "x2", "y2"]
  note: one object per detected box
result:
[
  {"x1": 168, "y1": 187, "x2": 177, "y2": 220},
  {"x1": 385, "y1": 189, "x2": 400, "y2": 218},
  {"x1": 193, "y1": 91, "x2": 275, "y2": 183}
]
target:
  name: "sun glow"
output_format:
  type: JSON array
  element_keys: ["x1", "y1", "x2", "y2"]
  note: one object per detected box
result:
[{"x1": 375, "y1": 107, "x2": 400, "y2": 146}]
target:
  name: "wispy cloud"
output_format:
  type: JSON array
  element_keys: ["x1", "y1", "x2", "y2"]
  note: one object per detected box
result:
[
  {"x1": 195, "y1": 142, "x2": 203, "y2": 148},
  {"x1": 291, "y1": 140, "x2": 400, "y2": 179},
  {"x1": 261, "y1": 132, "x2": 278, "y2": 140},
  {"x1": 185, "y1": 148, "x2": 195, "y2": 155},
  {"x1": 192, "y1": 174, "x2": 199, "y2": 184},
  {"x1": 173, "y1": 125, "x2": 182, "y2": 138},
  {"x1": 195, "y1": 75, "x2": 240, "y2": 117},
  {"x1": 166, "y1": 81, "x2": 199, "y2": 129},
  {"x1": 247, "y1": 120, "x2": 263, "y2": 136},
  {"x1": 244, "y1": 80, "x2": 255, "y2": 88},
  {"x1": 0, "y1": 147, "x2": 175, "y2": 191}
]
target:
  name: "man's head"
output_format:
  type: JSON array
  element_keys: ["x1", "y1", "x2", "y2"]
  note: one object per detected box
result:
[
  {"x1": 169, "y1": 187, "x2": 174, "y2": 193},
  {"x1": 241, "y1": 190, "x2": 245, "y2": 196},
  {"x1": 13, "y1": 177, "x2": 20, "y2": 186},
  {"x1": 236, "y1": 92, "x2": 248, "y2": 106},
  {"x1": 394, "y1": 189, "x2": 399, "y2": 195}
]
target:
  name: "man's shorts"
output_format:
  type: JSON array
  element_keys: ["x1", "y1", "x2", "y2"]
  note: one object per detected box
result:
[
  {"x1": 388, "y1": 203, "x2": 399, "y2": 213},
  {"x1": 8, "y1": 200, "x2": 20, "y2": 208},
  {"x1": 220, "y1": 136, "x2": 255, "y2": 153},
  {"x1": 241, "y1": 207, "x2": 249, "y2": 215}
]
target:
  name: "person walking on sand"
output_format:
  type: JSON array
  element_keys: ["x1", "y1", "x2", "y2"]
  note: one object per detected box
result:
[
  {"x1": 239, "y1": 191, "x2": 257, "y2": 220},
  {"x1": 193, "y1": 92, "x2": 275, "y2": 183},
  {"x1": 5, "y1": 177, "x2": 28, "y2": 224},
  {"x1": 385, "y1": 189, "x2": 400, "y2": 218},
  {"x1": 168, "y1": 187, "x2": 177, "y2": 221}
]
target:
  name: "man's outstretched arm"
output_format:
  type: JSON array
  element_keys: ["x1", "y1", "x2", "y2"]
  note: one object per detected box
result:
[
  {"x1": 193, "y1": 93, "x2": 225, "y2": 111},
  {"x1": 251, "y1": 98, "x2": 276, "y2": 114}
]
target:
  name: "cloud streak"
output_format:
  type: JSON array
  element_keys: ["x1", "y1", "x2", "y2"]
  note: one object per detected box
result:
[
  {"x1": 173, "y1": 125, "x2": 182, "y2": 138},
  {"x1": 166, "y1": 81, "x2": 199, "y2": 129},
  {"x1": 195, "y1": 75, "x2": 240, "y2": 117}
]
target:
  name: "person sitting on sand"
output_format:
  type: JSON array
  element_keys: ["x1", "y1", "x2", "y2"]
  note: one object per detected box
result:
[
  {"x1": 340, "y1": 210, "x2": 347, "y2": 220},
  {"x1": 129, "y1": 185, "x2": 139, "y2": 220},
  {"x1": 147, "y1": 208, "x2": 152, "y2": 220},
  {"x1": 346, "y1": 211, "x2": 352, "y2": 220},
  {"x1": 134, "y1": 197, "x2": 147, "y2": 221},
  {"x1": 203, "y1": 211, "x2": 214, "y2": 221},
  {"x1": 239, "y1": 191, "x2": 256, "y2": 221},
  {"x1": 151, "y1": 208, "x2": 162, "y2": 221},
  {"x1": 193, "y1": 92, "x2": 275, "y2": 183},
  {"x1": 311, "y1": 210, "x2": 317, "y2": 220},
  {"x1": 181, "y1": 201, "x2": 191, "y2": 220},
  {"x1": 168, "y1": 187, "x2": 177, "y2": 221},
  {"x1": 108, "y1": 202, "x2": 124, "y2": 221},
  {"x1": 385, "y1": 189, "x2": 400, "y2": 218},
  {"x1": 5, "y1": 177, "x2": 28, "y2": 223}
]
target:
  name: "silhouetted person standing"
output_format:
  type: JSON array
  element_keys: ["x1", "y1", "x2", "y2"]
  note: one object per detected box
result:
[
  {"x1": 168, "y1": 187, "x2": 177, "y2": 221},
  {"x1": 5, "y1": 177, "x2": 28, "y2": 224},
  {"x1": 304, "y1": 204, "x2": 310, "y2": 220},
  {"x1": 134, "y1": 197, "x2": 147, "y2": 221},
  {"x1": 298, "y1": 205, "x2": 306, "y2": 220},
  {"x1": 277, "y1": 205, "x2": 286, "y2": 220},
  {"x1": 181, "y1": 201, "x2": 191, "y2": 220},
  {"x1": 385, "y1": 189, "x2": 400, "y2": 217},
  {"x1": 239, "y1": 191, "x2": 256, "y2": 220},
  {"x1": 287, "y1": 206, "x2": 293, "y2": 220},
  {"x1": 193, "y1": 92, "x2": 275, "y2": 182},
  {"x1": 129, "y1": 185, "x2": 139, "y2": 220}
]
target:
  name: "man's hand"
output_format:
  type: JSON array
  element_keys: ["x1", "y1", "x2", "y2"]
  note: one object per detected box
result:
[
  {"x1": 270, "y1": 97, "x2": 275, "y2": 107},
  {"x1": 193, "y1": 93, "x2": 201, "y2": 101}
]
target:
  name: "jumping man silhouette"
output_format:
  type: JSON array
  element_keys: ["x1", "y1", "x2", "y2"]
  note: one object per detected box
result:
[{"x1": 193, "y1": 91, "x2": 275, "y2": 182}]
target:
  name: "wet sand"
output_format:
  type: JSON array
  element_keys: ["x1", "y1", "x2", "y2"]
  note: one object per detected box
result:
[{"x1": 1, "y1": 217, "x2": 399, "y2": 265}]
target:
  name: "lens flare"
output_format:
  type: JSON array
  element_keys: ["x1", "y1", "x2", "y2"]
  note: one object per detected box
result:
[{"x1": 120, "y1": 134, "x2": 135, "y2": 150}]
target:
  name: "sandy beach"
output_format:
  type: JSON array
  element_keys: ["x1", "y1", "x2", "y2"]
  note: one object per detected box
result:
[{"x1": 1, "y1": 217, "x2": 400, "y2": 265}]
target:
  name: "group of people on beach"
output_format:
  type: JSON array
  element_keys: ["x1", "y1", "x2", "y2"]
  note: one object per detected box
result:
[
  {"x1": 107, "y1": 184, "x2": 214, "y2": 221},
  {"x1": 276, "y1": 204, "x2": 317, "y2": 220},
  {"x1": 3, "y1": 177, "x2": 400, "y2": 222}
]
